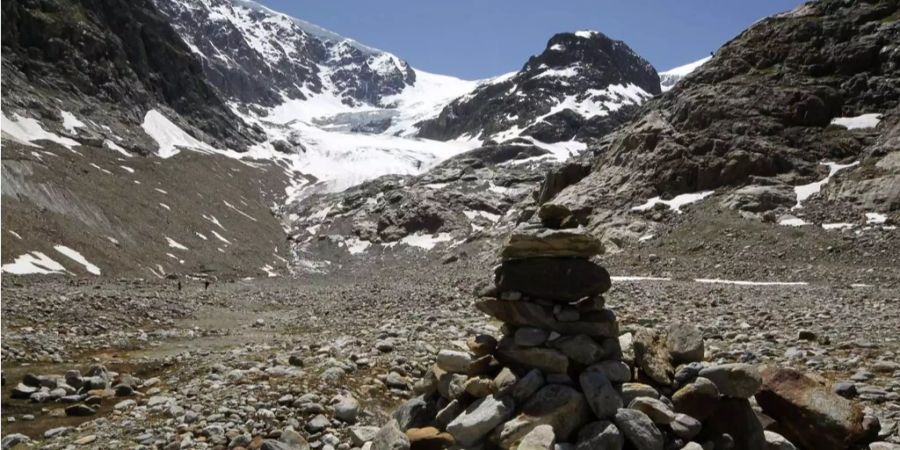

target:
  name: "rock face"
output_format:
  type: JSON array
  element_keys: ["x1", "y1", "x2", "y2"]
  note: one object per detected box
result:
[
  {"x1": 755, "y1": 366, "x2": 880, "y2": 449},
  {"x1": 417, "y1": 31, "x2": 660, "y2": 144},
  {"x1": 1, "y1": 0, "x2": 260, "y2": 154}
]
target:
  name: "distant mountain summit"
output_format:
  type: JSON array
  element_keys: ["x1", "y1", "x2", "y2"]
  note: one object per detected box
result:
[{"x1": 416, "y1": 30, "x2": 660, "y2": 144}]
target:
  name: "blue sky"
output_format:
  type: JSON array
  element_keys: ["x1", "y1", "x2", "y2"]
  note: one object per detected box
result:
[{"x1": 258, "y1": 1, "x2": 804, "y2": 80}]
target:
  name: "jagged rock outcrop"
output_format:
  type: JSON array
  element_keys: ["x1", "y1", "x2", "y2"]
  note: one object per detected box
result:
[
  {"x1": 416, "y1": 31, "x2": 660, "y2": 144},
  {"x1": 531, "y1": 0, "x2": 900, "y2": 244}
]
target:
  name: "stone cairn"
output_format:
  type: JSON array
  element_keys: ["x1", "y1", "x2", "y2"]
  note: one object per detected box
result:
[{"x1": 366, "y1": 224, "x2": 882, "y2": 450}]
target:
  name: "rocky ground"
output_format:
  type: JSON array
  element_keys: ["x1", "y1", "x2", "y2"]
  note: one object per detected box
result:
[{"x1": 2, "y1": 222, "x2": 899, "y2": 449}]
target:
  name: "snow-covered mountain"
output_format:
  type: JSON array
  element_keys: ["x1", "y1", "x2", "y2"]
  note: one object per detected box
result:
[
  {"x1": 416, "y1": 31, "x2": 661, "y2": 145},
  {"x1": 286, "y1": 31, "x2": 667, "y2": 259},
  {"x1": 154, "y1": 0, "x2": 481, "y2": 199},
  {"x1": 659, "y1": 56, "x2": 712, "y2": 92}
]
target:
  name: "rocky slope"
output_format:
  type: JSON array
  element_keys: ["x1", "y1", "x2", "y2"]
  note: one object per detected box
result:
[
  {"x1": 530, "y1": 0, "x2": 900, "y2": 249},
  {"x1": 0, "y1": 0, "x2": 302, "y2": 279},
  {"x1": 1, "y1": 0, "x2": 261, "y2": 155},
  {"x1": 417, "y1": 31, "x2": 661, "y2": 145}
]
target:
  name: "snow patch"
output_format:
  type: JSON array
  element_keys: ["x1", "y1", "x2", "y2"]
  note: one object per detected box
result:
[
  {"x1": 105, "y1": 140, "x2": 131, "y2": 157},
  {"x1": 211, "y1": 230, "x2": 231, "y2": 244},
  {"x1": 54, "y1": 245, "x2": 101, "y2": 275},
  {"x1": 822, "y1": 223, "x2": 854, "y2": 230},
  {"x1": 632, "y1": 191, "x2": 715, "y2": 214},
  {"x1": 203, "y1": 214, "x2": 226, "y2": 230},
  {"x1": 1, "y1": 251, "x2": 68, "y2": 275},
  {"x1": 779, "y1": 217, "x2": 809, "y2": 227},
  {"x1": 2, "y1": 113, "x2": 80, "y2": 149},
  {"x1": 344, "y1": 237, "x2": 372, "y2": 255},
  {"x1": 830, "y1": 113, "x2": 882, "y2": 130},
  {"x1": 165, "y1": 237, "x2": 189, "y2": 250},
  {"x1": 141, "y1": 109, "x2": 216, "y2": 158},
  {"x1": 866, "y1": 212, "x2": 887, "y2": 224},
  {"x1": 792, "y1": 161, "x2": 858, "y2": 208},
  {"x1": 694, "y1": 278, "x2": 808, "y2": 287},
  {"x1": 398, "y1": 232, "x2": 454, "y2": 250},
  {"x1": 223, "y1": 200, "x2": 258, "y2": 222},
  {"x1": 612, "y1": 276, "x2": 672, "y2": 282},
  {"x1": 60, "y1": 110, "x2": 87, "y2": 133}
]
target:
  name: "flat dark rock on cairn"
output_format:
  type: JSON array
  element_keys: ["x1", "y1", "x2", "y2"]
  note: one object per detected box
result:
[{"x1": 367, "y1": 223, "x2": 883, "y2": 450}]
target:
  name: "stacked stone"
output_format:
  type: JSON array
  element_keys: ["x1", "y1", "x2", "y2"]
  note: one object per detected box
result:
[{"x1": 367, "y1": 224, "x2": 882, "y2": 450}]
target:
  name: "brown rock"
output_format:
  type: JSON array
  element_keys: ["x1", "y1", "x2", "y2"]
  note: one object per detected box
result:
[
  {"x1": 672, "y1": 377, "x2": 720, "y2": 420},
  {"x1": 755, "y1": 366, "x2": 880, "y2": 450},
  {"x1": 475, "y1": 300, "x2": 618, "y2": 338},
  {"x1": 501, "y1": 226, "x2": 604, "y2": 260},
  {"x1": 406, "y1": 427, "x2": 454, "y2": 450},
  {"x1": 467, "y1": 335, "x2": 498, "y2": 357},
  {"x1": 464, "y1": 377, "x2": 496, "y2": 398}
]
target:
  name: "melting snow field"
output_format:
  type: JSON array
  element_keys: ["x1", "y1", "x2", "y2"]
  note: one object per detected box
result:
[
  {"x1": 54, "y1": 245, "x2": 101, "y2": 275},
  {"x1": 398, "y1": 232, "x2": 454, "y2": 250},
  {"x1": 142, "y1": 110, "x2": 217, "y2": 158},
  {"x1": 830, "y1": 113, "x2": 882, "y2": 130},
  {"x1": 1, "y1": 251, "x2": 68, "y2": 275},
  {"x1": 2, "y1": 113, "x2": 79, "y2": 149},
  {"x1": 632, "y1": 191, "x2": 715, "y2": 213}
]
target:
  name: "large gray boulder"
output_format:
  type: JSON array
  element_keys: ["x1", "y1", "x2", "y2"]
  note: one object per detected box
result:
[{"x1": 446, "y1": 394, "x2": 516, "y2": 447}]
